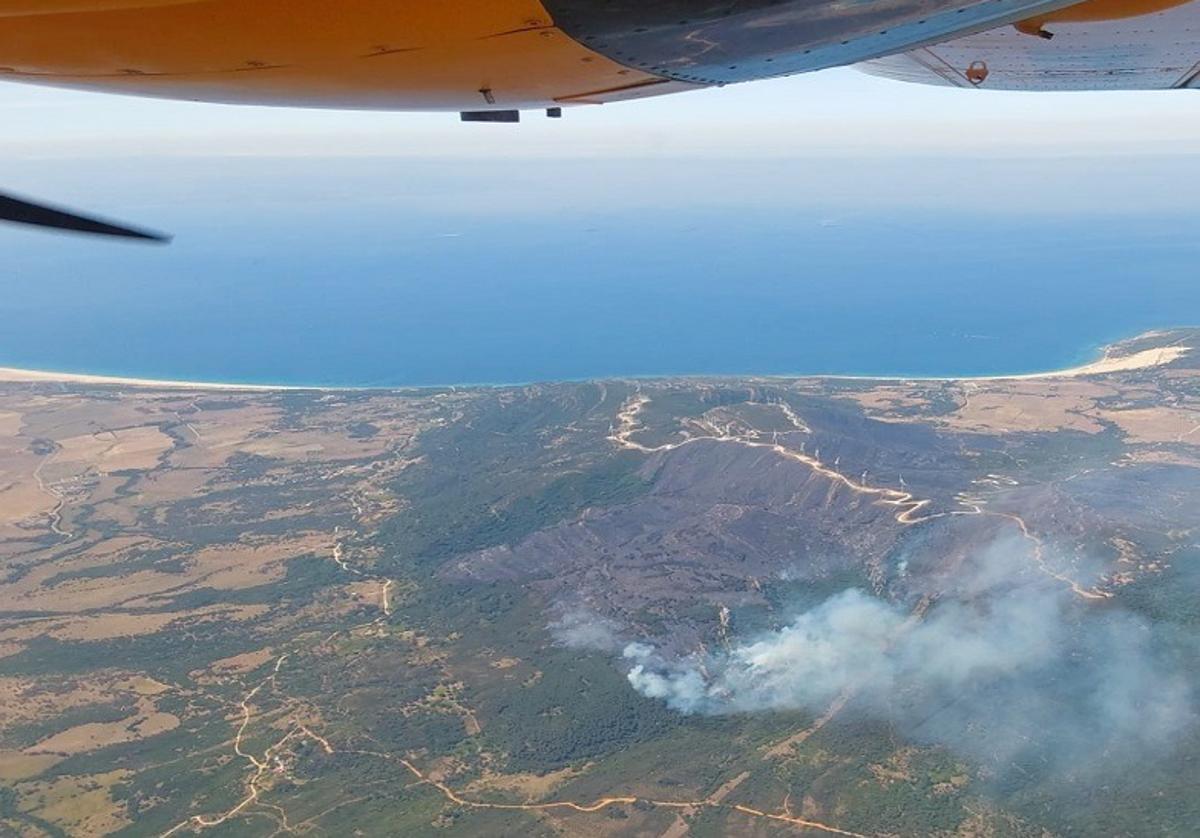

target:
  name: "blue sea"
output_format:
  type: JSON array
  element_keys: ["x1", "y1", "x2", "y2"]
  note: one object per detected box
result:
[{"x1": 3, "y1": 155, "x2": 1198, "y2": 387}]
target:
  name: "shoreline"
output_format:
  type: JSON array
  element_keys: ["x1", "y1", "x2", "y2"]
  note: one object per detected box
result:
[
  {"x1": 0, "y1": 367, "x2": 318, "y2": 392},
  {"x1": 0, "y1": 333, "x2": 1191, "y2": 393}
]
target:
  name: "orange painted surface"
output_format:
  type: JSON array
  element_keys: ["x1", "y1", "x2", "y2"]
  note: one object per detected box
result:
[
  {"x1": 0, "y1": 0, "x2": 690, "y2": 110},
  {"x1": 0, "y1": 1, "x2": 194, "y2": 15},
  {"x1": 1023, "y1": 0, "x2": 1191, "y2": 25}
]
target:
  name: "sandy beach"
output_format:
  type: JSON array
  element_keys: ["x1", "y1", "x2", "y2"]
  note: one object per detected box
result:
[
  {"x1": 0, "y1": 341, "x2": 1189, "y2": 392},
  {"x1": 0, "y1": 367, "x2": 305, "y2": 391},
  {"x1": 768, "y1": 342, "x2": 1193, "y2": 385},
  {"x1": 969, "y1": 344, "x2": 1192, "y2": 381}
]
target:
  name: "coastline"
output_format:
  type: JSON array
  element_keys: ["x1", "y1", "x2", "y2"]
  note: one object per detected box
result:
[
  {"x1": 0, "y1": 332, "x2": 1190, "y2": 393},
  {"x1": 0, "y1": 367, "x2": 316, "y2": 392},
  {"x1": 805, "y1": 342, "x2": 1192, "y2": 384}
]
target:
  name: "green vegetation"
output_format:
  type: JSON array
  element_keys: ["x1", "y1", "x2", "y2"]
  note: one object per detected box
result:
[
  {"x1": 41, "y1": 547, "x2": 186, "y2": 587},
  {"x1": 1116, "y1": 549, "x2": 1200, "y2": 626},
  {"x1": 483, "y1": 651, "x2": 680, "y2": 772},
  {"x1": 382, "y1": 454, "x2": 650, "y2": 568},
  {"x1": 2, "y1": 699, "x2": 137, "y2": 750},
  {"x1": 0, "y1": 786, "x2": 68, "y2": 838},
  {"x1": 6, "y1": 336, "x2": 1200, "y2": 837}
]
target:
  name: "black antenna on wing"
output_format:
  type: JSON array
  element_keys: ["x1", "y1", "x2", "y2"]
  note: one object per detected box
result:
[{"x1": 0, "y1": 191, "x2": 171, "y2": 242}]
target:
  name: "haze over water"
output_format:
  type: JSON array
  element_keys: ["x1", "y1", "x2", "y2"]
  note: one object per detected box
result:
[{"x1": 4, "y1": 156, "x2": 1199, "y2": 388}]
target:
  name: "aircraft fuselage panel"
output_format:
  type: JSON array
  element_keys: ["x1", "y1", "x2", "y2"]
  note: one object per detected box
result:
[{"x1": 0, "y1": 0, "x2": 1081, "y2": 110}]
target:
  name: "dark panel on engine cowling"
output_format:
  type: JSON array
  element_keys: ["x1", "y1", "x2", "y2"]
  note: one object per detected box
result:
[{"x1": 543, "y1": 0, "x2": 1079, "y2": 84}]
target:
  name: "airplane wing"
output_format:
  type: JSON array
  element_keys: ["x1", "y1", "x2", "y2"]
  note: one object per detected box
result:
[
  {"x1": 0, "y1": 0, "x2": 1098, "y2": 111},
  {"x1": 858, "y1": 0, "x2": 1200, "y2": 89},
  {"x1": 1, "y1": 1, "x2": 1194, "y2": 106},
  {"x1": 2, "y1": 0, "x2": 1197, "y2": 241}
]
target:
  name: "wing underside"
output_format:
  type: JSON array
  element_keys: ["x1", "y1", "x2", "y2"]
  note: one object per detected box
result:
[{"x1": 858, "y1": 0, "x2": 1200, "y2": 90}]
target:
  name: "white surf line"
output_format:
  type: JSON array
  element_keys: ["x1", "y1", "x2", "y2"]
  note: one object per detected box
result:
[
  {"x1": 0, "y1": 366, "x2": 317, "y2": 392},
  {"x1": 759, "y1": 343, "x2": 1193, "y2": 384}
]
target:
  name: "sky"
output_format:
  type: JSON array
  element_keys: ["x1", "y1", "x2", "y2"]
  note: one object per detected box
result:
[
  {"x1": 4, "y1": 64, "x2": 1199, "y2": 231},
  {"x1": 3, "y1": 61, "x2": 1200, "y2": 385},
  {"x1": 3, "y1": 67, "x2": 1200, "y2": 162}
]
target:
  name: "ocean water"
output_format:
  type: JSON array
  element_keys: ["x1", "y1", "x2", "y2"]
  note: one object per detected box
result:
[{"x1": 3, "y1": 156, "x2": 1199, "y2": 387}]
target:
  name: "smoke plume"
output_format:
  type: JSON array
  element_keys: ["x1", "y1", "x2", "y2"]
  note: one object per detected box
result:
[
  {"x1": 623, "y1": 538, "x2": 1196, "y2": 777},
  {"x1": 549, "y1": 606, "x2": 623, "y2": 652}
]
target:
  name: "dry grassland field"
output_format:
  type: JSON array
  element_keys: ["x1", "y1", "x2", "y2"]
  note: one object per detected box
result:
[{"x1": 0, "y1": 330, "x2": 1198, "y2": 837}]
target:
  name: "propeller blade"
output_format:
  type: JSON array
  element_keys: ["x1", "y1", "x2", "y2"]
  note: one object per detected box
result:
[{"x1": 0, "y1": 192, "x2": 171, "y2": 242}]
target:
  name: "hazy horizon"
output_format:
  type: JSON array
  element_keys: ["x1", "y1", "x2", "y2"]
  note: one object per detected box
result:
[{"x1": 4, "y1": 67, "x2": 1199, "y2": 386}]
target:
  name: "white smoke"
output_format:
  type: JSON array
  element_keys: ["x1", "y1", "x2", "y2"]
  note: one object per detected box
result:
[
  {"x1": 623, "y1": 542, "x2": 1195, "y2": 774},
  {"x1": 549, "y1": 607, "x2": 623, "y2": 652},
  {"x1": 627, "y1": 590, "x2": 906, "y2": 713}
]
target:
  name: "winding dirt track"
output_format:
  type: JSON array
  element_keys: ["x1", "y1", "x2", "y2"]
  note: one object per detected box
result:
[
  {"x1": 163, "y1": 391, "x2": 1112, "y2": 836},
  {"x1": 32, "y1": 450, "x2": 72, "y2": 540},
  {"x1": 609, "y1": 393, "x2": 1109, "y2": 600},
  {"x1": 163, "y1": 651, "x2": 869, "y2": 837},
  {"x1": 350, "y1": 747, "x2": 870, "y2": 837},
  {"x1": 160, "y1": 509, "x2": 868, "y2": 837}
]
